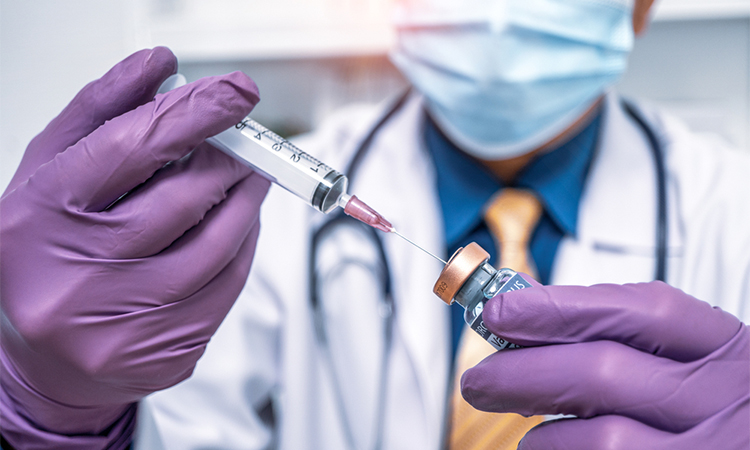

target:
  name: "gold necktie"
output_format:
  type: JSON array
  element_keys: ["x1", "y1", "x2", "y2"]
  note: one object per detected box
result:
[{"x1": 448, "y1": 188, "x2": 544, "y2": 450}]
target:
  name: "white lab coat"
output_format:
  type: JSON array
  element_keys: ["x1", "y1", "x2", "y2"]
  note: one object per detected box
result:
[{"x1": 135, "y1": 93, "x2": 750, "y2": 450}]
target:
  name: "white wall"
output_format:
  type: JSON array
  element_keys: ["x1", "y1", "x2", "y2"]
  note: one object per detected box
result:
[
  {"x1": 2, "y1": 1, "x2": 749, "y2": 192},
  {"x1": 618, "y1": 18, "x2": 750, "y2": 149},
  {"x1": 1, "y1": 0, "x2": 135, "y2": 189}
]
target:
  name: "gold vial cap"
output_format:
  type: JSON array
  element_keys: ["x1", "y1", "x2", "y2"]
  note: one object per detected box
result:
[{"x1": 433, "y1": 242, "x2": 490, "y2": 304}]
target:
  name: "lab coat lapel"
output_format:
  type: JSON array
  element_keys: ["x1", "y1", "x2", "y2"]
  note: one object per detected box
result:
[
  {"x1": 552, "y1": 93, "x2": 682, "y2": 286},
  {"x1": 351, "y1": 94, "x2": 451, "y2": 445}
]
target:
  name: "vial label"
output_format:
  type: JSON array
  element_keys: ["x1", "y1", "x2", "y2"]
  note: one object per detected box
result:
[{"x1": 469, "y1": 273, "x2": 532, "y2": 351}]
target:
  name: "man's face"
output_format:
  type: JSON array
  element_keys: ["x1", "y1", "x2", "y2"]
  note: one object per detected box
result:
[{"x1": 390, "y1": 0, "x2": 653, "y2": 159}]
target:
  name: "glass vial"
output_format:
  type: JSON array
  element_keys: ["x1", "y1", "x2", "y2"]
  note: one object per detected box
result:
[{"x1": 433, "y1": 242, "x2": 532, "y2": 350}]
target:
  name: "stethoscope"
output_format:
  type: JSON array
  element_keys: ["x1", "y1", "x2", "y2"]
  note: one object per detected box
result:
[{"x1": 309, "y1": 91, "x2": 667, "y2": 449}]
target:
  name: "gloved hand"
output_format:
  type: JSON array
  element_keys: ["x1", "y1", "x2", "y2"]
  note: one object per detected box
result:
[
  {"x1": 461, "y1": 280, "x2": 750, "y2": 450},
  {"x1": 0, "y1": 47, "x2": 270, "y2": 449}
]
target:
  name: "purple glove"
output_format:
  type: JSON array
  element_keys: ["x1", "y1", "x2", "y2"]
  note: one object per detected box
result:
[
  {"x1": 0, "y1": 47, "x2": 270, "y2": 449},
  {"x1": 461, "y1": 280, "x2": 749, "y2": 450}
]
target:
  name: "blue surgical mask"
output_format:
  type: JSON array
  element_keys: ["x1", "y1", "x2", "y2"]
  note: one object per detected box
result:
[{"x1": 390, "y1": 0, "x2": 635, "y2": 159}]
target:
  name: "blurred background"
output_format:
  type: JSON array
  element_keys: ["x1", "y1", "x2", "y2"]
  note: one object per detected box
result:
[{"x1": 1, "y1": 0, "x2": 749, "y2": 191}]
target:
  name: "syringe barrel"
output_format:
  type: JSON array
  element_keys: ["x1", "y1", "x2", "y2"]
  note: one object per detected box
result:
[{"x1": 207, "y1": 117, "x2": 348, "y2": 213}]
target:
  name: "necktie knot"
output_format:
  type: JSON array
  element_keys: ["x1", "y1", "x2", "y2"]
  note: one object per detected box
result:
[{"x1": 483, "y1": 188, "x2": 542, "y2": 276}]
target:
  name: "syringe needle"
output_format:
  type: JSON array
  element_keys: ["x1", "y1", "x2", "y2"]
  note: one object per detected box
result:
[
  {"x1": 391, "y1": 230, "x2": 447, "y2": 265},
  {"x1": 339, "y1": 195, "x2": 445, "y2": 264}
]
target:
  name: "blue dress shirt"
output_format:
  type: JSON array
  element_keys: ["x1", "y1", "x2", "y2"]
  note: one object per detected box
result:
[{"x1": 424, "y1": 111, "x2": 603, "y2": 357}]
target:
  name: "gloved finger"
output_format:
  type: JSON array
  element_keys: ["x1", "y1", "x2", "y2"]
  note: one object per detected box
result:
[
  {"x1": 483, "y1": 280, "x2": 742, "y2": 362},
  {"x1": 47, "y1": 70, "x2": 260, "y2": 212},
  {"x1": 131, "y1": 171, "x2": 269, "y2": 304},
  {"x1": 113, "y1": 221, "x2": 264, "y2": 397},
  {"x1": 57, "y1": 218, "x2": 264, "y2": 405},
  {"x1": 519, "y1": 405, "x2": 750, "y2": 450},
  {"x1": 461, "y1": 337, "x2": 747, "y2": 432},
  {"x1": 31, "y1": 217, "x2": 264, "y2": 407},
  {"x1": 5, "y1": 47, "x2": 177, "y2": 195},
  {"x1": 95, "y1": 143, "x2": 254, "y2": 259},
  {"x1": 518, "y1": 415, "x2": 677, "y2": 450}
]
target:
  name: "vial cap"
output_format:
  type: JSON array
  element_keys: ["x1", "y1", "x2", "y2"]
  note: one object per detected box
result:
[{"x1": 433, "y1": 242, "x2": 490, "y2": 304}]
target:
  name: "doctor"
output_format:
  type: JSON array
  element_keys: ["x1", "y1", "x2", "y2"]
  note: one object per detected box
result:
[
  {"x1": 0, "y1": 2, "x2": 748, "y2": 450},
  {"x1": 137, "y1": 0, "x2": 749, "y2": 448}
]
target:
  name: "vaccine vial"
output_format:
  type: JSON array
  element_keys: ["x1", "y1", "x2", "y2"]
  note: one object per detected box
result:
[{"x1": 433, "y1": 242, "x2": 532, "y2": 350}]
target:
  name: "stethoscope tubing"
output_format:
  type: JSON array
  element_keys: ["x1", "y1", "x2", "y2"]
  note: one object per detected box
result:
[
  {"x1": 308, "y1": 93, "x2": 668, "y2": 449},
  {"x1": 621, "y1": 100, "x2": 668, "y2": 282}
]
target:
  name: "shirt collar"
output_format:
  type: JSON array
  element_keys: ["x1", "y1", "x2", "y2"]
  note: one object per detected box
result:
[{"x1": 426, "y1": 110, "x2": 602, "y2": 249}]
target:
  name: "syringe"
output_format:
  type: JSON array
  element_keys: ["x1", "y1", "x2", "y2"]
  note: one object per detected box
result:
[
  {"x1": 207, "y1": 116, "x2": 446, "y2": 265},
  {"x1": 207, "y1": 118, "x2": 387, "y2": 226},
  {"x1": 158, "y1": 74, "x2": 445, "y2": 263}
]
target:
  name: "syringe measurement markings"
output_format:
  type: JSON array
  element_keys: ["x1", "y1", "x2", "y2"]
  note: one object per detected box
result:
[
  {"x1": 242, "y1": 120, "x2": 326, "y2": 166},
  {"x1": 248, "y1": 119, "x2": 327, "y2": 166},
  {"x1": 237, "y1": 125, "x2": 334, "y2": 184}
]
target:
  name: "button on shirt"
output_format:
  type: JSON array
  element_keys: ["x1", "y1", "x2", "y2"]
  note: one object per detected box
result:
[{"x1": 424, "y1": 111, "x2": 603, "y2": 357}]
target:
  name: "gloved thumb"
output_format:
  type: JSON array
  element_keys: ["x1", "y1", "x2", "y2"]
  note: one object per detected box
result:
[{"x1": 482, "y1": 280, "x2": 741, "y2": 362}]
